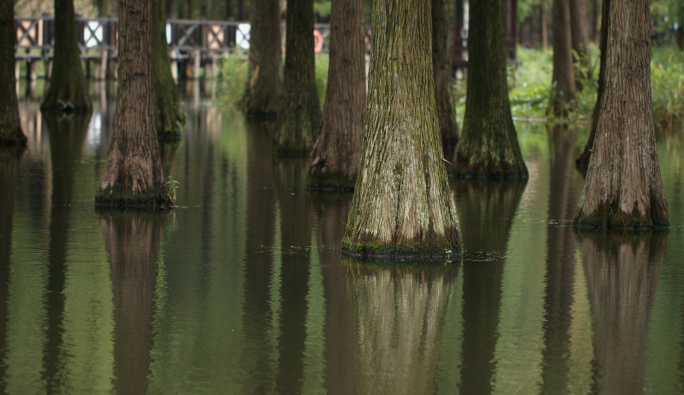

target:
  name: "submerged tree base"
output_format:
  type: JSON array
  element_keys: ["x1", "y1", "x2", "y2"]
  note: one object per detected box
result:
[
  {"x1": 573, "y1": 201, "x2": 670, "y2": 231},
  {"x1": 95, "y1": 187, "x2": 174, "y2": 210},
  {"x1": 307, "y1": 172, "x2": 356, "y2": 192},
  {"x1": 341, "y1": 227, "x2": 461, "y2": 259},
  {"x1": 0, "y1": 127, "x2": 27, "y2": 146},
  {"x1": 246, "y1": 111, "x2": 278, "y2": 120},
  {"x1": 449, "y1": 159, "x2": 528, "y2": 179},
  {"x1": 271, "y1": 144, "x2": 312, "y2": 156}
]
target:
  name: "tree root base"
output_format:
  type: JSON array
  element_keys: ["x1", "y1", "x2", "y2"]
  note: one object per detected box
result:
[
  {"x1": 246, "y1": 111, "x2": 278, "y2": 120},
  {"x1": 0, "y1": 129, "x2": 28, "y2": 146},
  {"x1": 272, "y1": 144, "x2": 312, "y2": 156},
  {"x1": 307, "y1": 172, "x2": 355, "y2": 192},
  {"x1": 95, "y1": 188, "x2": 174, "y2": 210},
  {"x1": 449, "y1": 160, "x2": 528, "y2": 179},
  {"x1": 341, "y1": 230, "x2": 461, "y2": 259},
  {"x1": 573, "y1": 203, "x2": 670, "y2": 231}
]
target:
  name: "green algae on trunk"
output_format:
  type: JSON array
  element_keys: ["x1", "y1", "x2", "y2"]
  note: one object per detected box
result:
[
  {"x1": 272, "y1": 0, "x2": 321, "y2": 155},
  {"x1": 449, "y1": 0, "x2": 527, "y2": 179},
  {"x1": 341, "y1": 0, "x2": 461, "y2": 259},
  {"x1": 572, "y1": 0, "x2": 668, "y2": 230}
]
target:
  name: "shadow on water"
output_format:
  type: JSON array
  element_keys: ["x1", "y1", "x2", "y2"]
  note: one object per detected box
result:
[
  {"x1": 343, "y1": 257, "x2": 460, "y2": 395},
  {"x1": 99, "y1": 211, "x2": 167, "y2": 395}
]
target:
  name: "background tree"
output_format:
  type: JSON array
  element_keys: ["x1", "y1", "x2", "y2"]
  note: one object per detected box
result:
[
  {"x1": 432, "y1": 0, "x2": 458, "y2": 148},
  {"x1": 153, "y1": 0, "x2": 186, "y2": 138},
  {"x1": 272, "y1": 0, "x2": 321, "y2": 155},
  {"x1": 341, "y1": 0, "x2": 460, "y2": 258},
  {"x1": 244, "y1": 0, "x2": 282, "y2": 117},
  {"x1": 573, "y1": 0, "x2": 668, "y2": 229},
  {"x1": 96, "y1": 0, "x2": 171, "y2": 208},
  {"x1": 308, "y1": 0, "x2": 365, "y2": 191},
  {"x1": 450, "y1": 0, "x2": 527, "y2": 179},
  {"x1": 0, "y1": 0, "x2": 27, "y2": 145},
  {"x1": 41, "y1": 0, "x2": 92, "y2": 113},
  {"x1": 569, "y1": 0, "x2": 590, "y2": 81},
  {"x1": 548, "y1": 0, "x2": 576, "y2": 115}
]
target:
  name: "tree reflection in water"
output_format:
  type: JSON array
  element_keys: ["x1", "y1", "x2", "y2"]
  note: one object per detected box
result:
[
  {"x1": 577, "y1": 232, "x2": 666, "y2": 394},
  {"x1": 344, "y1": 258, "x2": 459, "y2": 395},
  {"x1": 100, "y1": 212, "x2": 167, "y2": 395}
]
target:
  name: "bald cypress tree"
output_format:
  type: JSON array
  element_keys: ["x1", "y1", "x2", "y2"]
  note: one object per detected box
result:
[
  {"x1": 432, "y1": 0, "x2": 459, "y2": 148},
  {"x1": 341, "y1": 0, "x2": 460, "y2": 258},
  {"x1": 0, "y1": 0, "x2": 26, "y2": 145}
]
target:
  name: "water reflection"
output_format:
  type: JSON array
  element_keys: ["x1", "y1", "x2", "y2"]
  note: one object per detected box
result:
[
  {"x1": 100, "y1": 212, "x2": 166, "y2": 395},
  {"x1": 344, "y1": 258, "x2": 459, "y2": 394},
  {"x1": 578, "y1": 232, "x2": 666, "y2": 395}
]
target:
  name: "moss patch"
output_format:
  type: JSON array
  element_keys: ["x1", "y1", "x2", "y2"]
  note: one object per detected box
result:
[
  {"x1": 95, "y1": 187, "x2": 174, "y2": 210},
  {"x1": 572, "y1": 200, "x2": 670, "y2": 230},
  {"x1": 341, "y1": 226, "x2": 461, "y2": 259}
]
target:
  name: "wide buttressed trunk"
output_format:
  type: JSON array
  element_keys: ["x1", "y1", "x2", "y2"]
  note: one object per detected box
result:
[
  {"x1": 96, "y1": 0, "x2": 171, "y2": 209},
  {"x1": 245, "y1": 0, "x2": 282, "y2": 117},
  {"x1": 548, "y1": 0, "x2": 576, "y2": 116},
  {"x1": 0, "y1": 0, "x2": 27, "y2": 146},
  {"x1": 41, "y1": 0, "x2": 92, "y2": 113},
  {"x1": 341, "y1": 0, "x2": 460, "y2": 258},
  {"x1": 307, "y1": 0, "x2": 365, "y2": 191},
  {"x1": 573, "y1": 0, "x2": 668, "y2": 230},
  {"x1": 432, "y1": 0, "x2": 459, "y2": 148},
  {"x1": 272, "y1": 0, "x2": 322, "y2": 155},
  {"x1": 449, "y1": 0, "x2": 527, "y2": 179},
  {"x1": 153, "y1": 0, "x2": 186, "y2": 138}
]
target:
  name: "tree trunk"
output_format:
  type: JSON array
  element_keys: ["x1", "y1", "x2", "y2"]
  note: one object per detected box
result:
[
  {"x1": 569, "y1": 0, "x2": 590, "y2": 90},
  {"x1": 449, "y1": 0, "x2": 527, "y2": 179},
  {"x1": 575, "y1": 0, "x2": 608, "y2": 169},
  {"x1": 573, "y1": 0, "x2": 668, "y2": 230},
  {"x1": 540, "y1": 0, "x2": 548, "y2": 49},
  {"x1": 96, "y1": 0, "x2": 171, "y2": 209},
  {"x1": 41, "y1": 0, "x2": 92, "y2": 113},
  {"x1": 677, "y1": 25, "x2": 684, "y2": 51},
  {"x1": 307, "y1": 0, "x2": 365, "y2": 191},
  {"x1": 432, "y1": 0, "x2": 459, "y2": 148},
  {"x1": 153, "y1": 0, "x2": 186, "y2": 138},
  {"x1": 225, "y1": 0, "x2": 233, "y2": 19},
  {"x1": 341, "y1": 0, "x2": 460, "y2": 258},
  {"x1": 591, "y1": 0, "x2": 599, "y2": 42},
  {"x1": 98, "y1": 0, "x2": 118, "y2": 16},
  {"x1": 245, "y1": 0, "x2": 282, "y2": 117},
  {"x1": 272, "y1": 0, "x2": 321, "y2": 155},
  {"x1": 548, "y1": 0, "x2": 576, "y2": 116},
  {"x1": 101, "y1": 212, "x2": 164, "y2": 395},
  {"x1": 0, "y1": 0, "x2": 26, "y2": 146},
  {"x1": 238, "y1": 0, "x2": 244, "y2": 20}
]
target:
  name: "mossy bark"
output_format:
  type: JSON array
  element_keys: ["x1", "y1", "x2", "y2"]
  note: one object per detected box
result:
[
  {"x1": 0, "y1": 0, "x2": 27, "y2": 146},
  {"x1": 573, "y1": 0, "x2": 668, "y2": 230},
  {"x1": 548, "y1": 0, "x2": 576, "y2": 116},
  {"x1": 449, "y1": 0, "x2": 527, "y2": 179},
  {"x1": 153, "y1": 0, "x2": 186, "y2": 138},
  {"x1": 432, "y1": 0, "x2": 459, "y2": 148},
  {"x1": 341, "y1": 0, "x2": 460, "y2": 259},
  {"x1": 245, "y1": 0, "x2": 282, "y2": 117},
  {"x1": 96, "y1": 0, "x2": 172, "y2": 209},
  {"x1": 307, "y1": 0, "x2": 365, "y2": 191},
  {"x1": 41, "y1": 0, "x2": 92, "y2": 113},
  {"x1": 272, "y1": 0, "x2": 321, "y2": 155}
]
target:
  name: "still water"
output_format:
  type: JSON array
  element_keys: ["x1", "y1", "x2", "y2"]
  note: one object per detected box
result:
[{"x1": 1, "y1": 84, "x2": 684, "y2": 394}]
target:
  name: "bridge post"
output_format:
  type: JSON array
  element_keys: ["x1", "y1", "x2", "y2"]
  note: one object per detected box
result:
[
  {"x1": 99, "y1": 50, "x2": 108, "y2": 80},
  {"x1": 192, "y1": 49, "x2": 201, "y2": 79}
]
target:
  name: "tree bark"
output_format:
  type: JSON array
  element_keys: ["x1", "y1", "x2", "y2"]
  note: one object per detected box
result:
[
  {"x1": 573, "y1": 0, "x2": 668, "y2": 230},
  {"x1": 225, "y1": 0, "x2": 233, "y2": 19},
  {"x1": 569, "y1": 0, "x2": 590, "y2": 90},
  {"x1": 575, "y1": 0, "x2": 608, "y2": 169},
  {"x1": 548, "y1": 0, "x2": 576, "y2": 116},
  {"x1": 0, "y1": 0, "x2": 27, "y2": 146},
  {"x1": 540, "y1": 0, "x2": 548, "y2": 49},
  {"x1": 307, "y1": 0, "x2": 365, "y2": 191},
  {"x1": 245, "y1": 0, "x2": 282, "y2": 117},
  {"x1": 449, "y1": 0, "x2": 527, "y2": 179},
  {"x1": 96, "y1": 0, "x2": 171, "y2": 209},
  {"x1": 432, "y1": 0, "x2": 459, "y2": 148},
  {"x1": 272, "y1": 0, "x2": 322, "y2": 155},
  {"x1": 153, "y1": 0, "x2": 186, "y2": 138},
  {"x1": 591, "y1": 0, "x2": 599, "y2": 42},
  {"x1": 341, "y1": 0, "x2": 460, "y2": 258},
  {"x1": 41, "y1": 0, "x2": 92, "y2": 113}
]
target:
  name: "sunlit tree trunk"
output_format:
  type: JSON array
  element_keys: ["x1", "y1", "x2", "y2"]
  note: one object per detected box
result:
[
  {"x1": 573, "y1": 0, "x2": 668, "y2": 229},
  {"x1": 432, "y1": 0, "x2": 458, "y2": 148},
  {"x1": 548, "y1": 0, "x2": 576, "y2": 116},
  {"x1": 308, "y1": 0, "x2": 365, "y2": 191},
  {"x1": 245, "y1": 0, "x2": 282, "y2": 117},
  {"x1": 450, "y1": 0, "x2": 527, "y2": 179},
  {"x1": 96, "y1": 0, "x2": 171, "y2": 209},
  {"x1": 341, "y1": 0, "x2": 460, "y2": 258},
  {"x1": 41, "y1": 0, "x2": 92, "y2": 113},
  {"x1": 0, "y1": 0, "x2": 26, "y2": 145},
  {"x1": 272, "y1": 0, "x2": 321, "y2": 155},
  {"x1": 153, "y1": 0, "x2": 186, "y2": 138}
]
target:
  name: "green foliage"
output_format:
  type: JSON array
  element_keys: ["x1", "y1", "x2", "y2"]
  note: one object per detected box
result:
[
  {"x1": 652, "y1": 0, "x2": 684, "y2": 27},
  {"x1": 651, "y1": 46, "x2": 684, "y2": 128},
  {"x1": 217, "y1": 52, "x2": 250, "y2": 110},
  {"x1": 166, "y1": 175, "x2": 180, "y2": 203},
  {"x1": 315, "y1": 53, "x2": 329, "y2": 111},
  {"x1": 314, "y1": 0, "x2": 331, "y2": 20}
]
